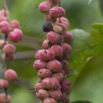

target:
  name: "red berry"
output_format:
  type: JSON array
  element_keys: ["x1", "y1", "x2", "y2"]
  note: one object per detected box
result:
[
  {"x1": 61, "y1": 79, "x2": 71, "y2": 95},
  {"x1": 53, "y1": 72, "x2": 64, "y2": 82},
  {"x1": 35, "y1": 83, "x2": 43, "y2": 91},
  {"x1": 49, "y1": 7, "x2": 65, "y2": 19},
  {"x1": 49, "y1": 90, "x2": 62, "y2": 100},
  {"x1": 62, "y1": 43, "x2": 72, "y2": 54},
  {"x1": 47, "y1": 31, "x2": 61, "y2": 44},
  {"x1": 43, "y1": 98, "x2": 57, "y2": 103},
  {"x1": 4, "y1": 69, "x2": 17, "y2": 81},
  {"x1": 42, "y1": 77, "x2": 60, "y2": 90},
  {"x1": 51, "y1": 45, "x2": 63, "y2": 59},
  {"x1": 0, "y1": 16, "x2": 8, "y2": 22},
  {"x1": 0, "y1": 93, "x2": 11, "y2": 103},
  {"x1": 42, "y1": 39, "x2": 50, "y2": 49},
  {"x1": 33, "y1": 59, "x2": 46, "y2": 70},
  {"x1": 3, "y1": 44, "x2": 16, "y2": 55},
  {"x1": 56, "y1": 17, "x2": 70, "y2": 28},
  {"x1": 0, "y1": 21, "x2": 11, "y2": 34},
  {"x1": 36, "y1": 89, "x2": 49, "y2": 100},
  {"x1": 62, "y1": 32, "x2": 73, "y2": 42},
  {"x1": 47, "y1": 60, "x2": 62, "y2": 72},
  {"x1": 0, "y1": 9, "x2": 9, "y2": 17},
  {"x1": 10, "y1": 20, "x2": 21, "y2": 29},
  {"x1": 39, "y1": 1, "x2": 51, "y2": 13},
  {"x1": 35, "y1": 49, "x2": 45, "y2": 59},
  {"x1": 8, "y1": 28, "x2": 23, "y2": 43},
  {"x1": 39, "y1": 49, "x2": 55, "y2": 61},
  {"x1": 37, "y1": 68, "x2": 52, "y2": 78},
  {"x1": 0, "y1": 79, "x2": 9, "y2": 89}
]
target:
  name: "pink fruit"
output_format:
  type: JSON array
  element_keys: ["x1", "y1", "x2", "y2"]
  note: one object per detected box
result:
[
  {"x1": 35, "y1": 49, "x2": 45, "y2": 59},
  {"x1": 53, "y1": 72, "x2": 64, "y2": 82},
  {"x1": 4, "y1": 69, "x2": 17, "y2": 81},
  {"x1": 37, "y1": 68, "x2": 52, "y2": 78},
  {"x1": 10, "y1": 20, "x2": 21, "y2": 29},
  {"x1": 49, "y1": 7, "x2": 65, "y2": 19},
  {"x1": 3, "y1": 44, "x2": 16, "y2": 55},
  {"x1": 8, "y1": 28, "x2": 23, "y2": 43},
  {"x1": 41, "y1": 77, "x2": 51, "y2": 89},
  {"x1": 35, "y1": 83, "x2": 43, "y2": 91},
  {"x1": 49, "y1": 89, "x2": 62, "y2": 100},
  {"x1": 62, "y1": 32, "x2": 73, "y2": 42},
  {"x1": 0, "y1": 21, "x2": 11, "y2": 34},
  {"x1": 47, "y1": 60, "x2": 62, "y2": 72},
  {"x1": 43, "y1": 98, "x2": 57, "y2": 103},
  {"x1": 42, "y1": 77, "x2": 60, "y2": 90},
  {"x1": 0, "y1": 16, "x2": 8, "y2": 22},
  {"x1": 33, "y1": 59, "x2": 46, "y2": 70},
  {"x1": 39, "y1": 49, "x2": 55, "y2": 61},
  {"x1": 0, "y1": 9, "x2": 9, "y2": 17},
  {"x1": 42, "y1": 39, "x2": 50, "y2": 49},
  {"x1": 0, "y1": 93, "x2": 11, "y2": 103},
  {"x1": 47, "y1": 31, "x2": 61, "y2": 44},
  {"x1": 62, "y1": 43, "x2": 72, "y2": 54},
  {"x1": 57, "y1": 17, "x2": 70, "y2": 27},
  {"x1": 36, "y1": 89, "x2": 49, "y2": 100},
  {"x1": 0, "y1": 79, "x2": 9, "y2": 89},
  {"x1": 39, "y1": 1, "x2": 51, "y2": 13},
  {"x1": 51, "y1": 45, "x2": 63, "y2": 59},
  {"x1": 61, "y1": 79, "x2": 71, "y2": 95}
]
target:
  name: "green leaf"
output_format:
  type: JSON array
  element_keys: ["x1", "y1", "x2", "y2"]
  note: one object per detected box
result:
[
  {"x1": 70, "y1": 53, "x2": 103, "y2": 103},
  {"x1": 71, "y1": 101, "x2": 92, "y2": 103},
  {"x1": 69, "y1": 29, "x2": 103, "y2": 84},
  {"x1": 11, "y1": 88, "x2": 39, "y2": 103},
  {"x1": 92, "y1": 23, "x2": 103, "y2": 33}
]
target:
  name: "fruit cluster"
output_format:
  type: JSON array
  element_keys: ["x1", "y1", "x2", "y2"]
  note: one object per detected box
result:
[
  {"x1": 33, "y1": 0, "x2": 73, "y2": 103},
  {"x1": 0, "y1": 8, "x2": 22, "y2": 103}
]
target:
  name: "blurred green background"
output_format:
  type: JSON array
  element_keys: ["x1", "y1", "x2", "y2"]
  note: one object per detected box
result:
[{"x1": 0, "y1": 0, "x2": 103, "y2": 103}]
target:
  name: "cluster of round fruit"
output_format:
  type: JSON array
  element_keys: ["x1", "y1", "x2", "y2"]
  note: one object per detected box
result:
[
  {"x1": 0, "y1": 9, "x2": 23, "y2": 43},
  {"x1": 0, "y1": 69, "x2": 18, "y2": 103},
  {"x1": 33, "y1": 0, "x2": 73, "y2": 103},
  {"x1": 0, "y1": 9, "x2": 21, "y2": 103}
]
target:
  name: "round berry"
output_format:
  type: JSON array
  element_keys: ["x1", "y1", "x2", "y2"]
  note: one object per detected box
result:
[
  {"x1": 43, "y1": 98, "x2": 57, "y2": 103},
  {"x1": 0, "y1": 79, "x2": 9, "y2": 89},
  {"x1": 0, "y1": 93, "x2": 11, "y2": 103},
  {"x1": 8, "y1": 28, "x2": 23, "y2": 43},
  {"x1": 47, "y1": 31, "x2": 61, "y2": 44},
  {"x1": 4, "y1": 69, "x2": 17, "y2": 81},
  {"x1": 33, "y1": 59, "x2": 46, "y2": 70},
  {"x1": 36, "y1": 89, "x2": 49, "y2": 100},
  {"x1": 10, "y1": 20, "x2": 21, "y2": 29},
  {"x1": 3, "y1": 44, "x2": 16, "y2": 55},
  {"x1": 39, "y1": 1, "x2": 51, "y2": 13},
  {"x1": 47, "y1": 59, "x2": 62, "y2": 72}
]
